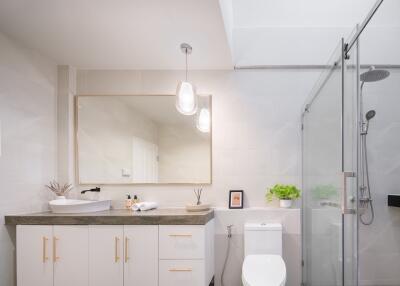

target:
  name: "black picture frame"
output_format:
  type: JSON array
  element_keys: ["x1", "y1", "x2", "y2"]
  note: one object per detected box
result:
[{"x1": 229, "y1": 190, "x2": 244, "y2": 209}]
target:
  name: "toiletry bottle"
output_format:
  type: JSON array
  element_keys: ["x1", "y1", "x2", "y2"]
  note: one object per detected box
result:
[
  {"x1": 133, "y1": 195, "x2": 139, "y2": 204},
  {"x1": 126, "y1": 194, "x2": 133, "y2": 209}
]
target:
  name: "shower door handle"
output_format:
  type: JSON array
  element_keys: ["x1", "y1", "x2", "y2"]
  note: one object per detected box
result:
[{"x1": 342, "y1": 171, "x2": 356, "y2": 214}]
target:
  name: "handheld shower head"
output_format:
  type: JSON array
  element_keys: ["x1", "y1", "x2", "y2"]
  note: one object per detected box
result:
[
  {"x1": 366, "y1": 110, "x2": 376, "y2": 121},
  {"x1": 362, "y1": 110, "x2": 376, "y2": 135},
  {"x1": 360, "y1": 66, "x2": 390, "y2": 83}
]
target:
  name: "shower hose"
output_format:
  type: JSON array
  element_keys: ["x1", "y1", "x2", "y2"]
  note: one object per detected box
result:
[
  {"x1": 360, "y1": 133, "x2": 375, "y2": 225},
  {"x1": 221, "y1": 225, "x2": 233, "y2": 286}
]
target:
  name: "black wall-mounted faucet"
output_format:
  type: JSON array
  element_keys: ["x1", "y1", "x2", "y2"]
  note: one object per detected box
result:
[{"x1": 81, "y1": 187, "x2": 101, "y2": 194}]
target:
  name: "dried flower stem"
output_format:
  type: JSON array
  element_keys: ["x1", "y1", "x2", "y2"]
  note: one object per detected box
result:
[
  {"x1": 45, "y1": 181, "x2": 73, "y2": 196},
  {"x1": 194, "y1": 188, "x2": 203, "y2": 205}
]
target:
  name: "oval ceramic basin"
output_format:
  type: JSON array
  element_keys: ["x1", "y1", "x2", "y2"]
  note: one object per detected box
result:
[{"x1": 49, "y1": 199, "x2": 111, "y2": 214}]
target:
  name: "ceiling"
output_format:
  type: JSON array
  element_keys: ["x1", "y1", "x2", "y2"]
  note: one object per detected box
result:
[
  {"x1": 0, "y1": 0, "x2": 233, "y2": 69},
  {"x1": 0, "y1": 0, "x2": 398, "y2": 69}
]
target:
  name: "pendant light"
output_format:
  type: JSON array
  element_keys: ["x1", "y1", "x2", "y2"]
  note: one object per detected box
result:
[
  {"x1": 176, "y1": 43, "x2": 197, "y2": 115},
  {"x1": 196, "y1": 95, "x2": 211, "y2": 133}
]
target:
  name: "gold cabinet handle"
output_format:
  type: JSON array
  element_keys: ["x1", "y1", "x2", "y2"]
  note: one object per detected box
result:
[
  {"x1": 125, "y1": 237, "x2": 129, "y2": 263},
  {"x1": 53, "y1": 237, "x2": 60, "y2": 262},
  {"x1": 169, "y1": 268, "x2": 193, "y2": 272},
  {"x1": 42, "y1": 237, "x2": 49, "y2": 263},
  {"x1": 115, "y1": 237, "x2": 120, "y2": 262},
  {"x1": 168, "y1": 234, "x2": 192, "y2": 237}
]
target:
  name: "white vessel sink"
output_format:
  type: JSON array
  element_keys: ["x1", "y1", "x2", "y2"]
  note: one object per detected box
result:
[{"x1": 49, "y1": 199, "x2": 111, "y2": 214}]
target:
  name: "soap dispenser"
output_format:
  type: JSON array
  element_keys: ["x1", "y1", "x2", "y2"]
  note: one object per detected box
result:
[{"x1": 125, "y1": 194, "x2": 133, "y2": 209}]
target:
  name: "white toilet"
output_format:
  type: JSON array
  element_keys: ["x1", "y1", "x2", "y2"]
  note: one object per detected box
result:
[{"x1": 242, "y1": 223, "x2": 287, "y2": 286}]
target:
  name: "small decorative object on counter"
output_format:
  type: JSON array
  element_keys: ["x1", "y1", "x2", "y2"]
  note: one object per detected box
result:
[
  {"x1": 45, "y1": 180, "x2": 73, "y2": 199},
  {"x1": 266, "y1": 184, "x2": 301, "y2": 208},
  {"x1": 132, "y1": 201, "x2": 158, "y2": 211},
  {"x1": 133, "y1": 195, "x2": 139, "y2": 204},
  {"x1": 125, "y1": 194, "x2": 133, "y2": 209},
  {"x1": 194, "y1": 188, "x2": 203, "y2": 205},
  {"x1": 186, "y1": 187, "x2": 211, "y2": 212},
  {"x1": 229, "y1": 190, "x2": 244, "y2": 209}
]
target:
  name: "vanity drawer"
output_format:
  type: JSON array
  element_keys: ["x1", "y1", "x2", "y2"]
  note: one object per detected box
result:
[
  {"x1": 159, "y1": 225, "x2": 205, "y2": 259},
  {"x1": 159, "y1": 260, "x2": 204, "y2": 286}
]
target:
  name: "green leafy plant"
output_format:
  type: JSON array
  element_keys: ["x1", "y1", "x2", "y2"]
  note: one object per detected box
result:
[
  {"x1": 266, "y1": 184, "x2": 301, "y2": 201},
  {"x1": 311, "y1": 184, "x2": 338, "y2": 200}
]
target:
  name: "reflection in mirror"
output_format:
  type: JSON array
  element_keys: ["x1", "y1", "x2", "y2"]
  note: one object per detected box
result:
[{"x1": 76, "y1": 95, "x2": 211, "y2": 184}]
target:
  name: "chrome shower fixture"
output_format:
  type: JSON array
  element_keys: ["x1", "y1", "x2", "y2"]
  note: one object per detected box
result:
[
  {"x1": 362, "y1": 110, "x2": 376, "y2": 136},
  {"x1": 365, "y1": 110, "x2": 376, "y2": 121},
  {"x1": 360, "y1": 66, "x2": 390, "y2": 82},
  {"x1": 359, "y1": 66, "x2": 390, "y2": 226}
]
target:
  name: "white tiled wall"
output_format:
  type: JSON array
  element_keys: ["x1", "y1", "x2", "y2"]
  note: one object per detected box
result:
[
  {"x1": 76, "y1": 69, "x2": 321, "y2": 209},
  {"x1": 76, "y1": 69, "x2": 320, "y2": 286},
  {"x1": 0, "y1": 32, "x2": 57, "y2": 286},
  {"x1": 358, "y1": 68, "x2": 400, "y2": 286}
]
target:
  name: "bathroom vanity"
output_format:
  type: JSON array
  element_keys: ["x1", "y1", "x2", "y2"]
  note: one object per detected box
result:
[{"x1": 5, "y1": 209, "x2": 215, "y2": 286}]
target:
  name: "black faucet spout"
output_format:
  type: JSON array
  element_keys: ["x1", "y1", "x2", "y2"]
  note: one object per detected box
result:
[{"x1": 81, "y1": 187, "x2": 101, "y2": 194}]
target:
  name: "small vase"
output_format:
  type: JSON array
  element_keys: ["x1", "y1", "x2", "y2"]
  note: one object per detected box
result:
[
  {"x1": 280, "y1": 199, "x2": 292, "y2": 208},
  {"x1": 56, "y1": 196, "x2": 66, "y2": 200}
]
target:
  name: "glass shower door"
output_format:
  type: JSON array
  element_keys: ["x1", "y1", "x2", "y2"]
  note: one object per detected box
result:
[{"x1": 302, "y1": 38, "x2": 358, "y2": 286}]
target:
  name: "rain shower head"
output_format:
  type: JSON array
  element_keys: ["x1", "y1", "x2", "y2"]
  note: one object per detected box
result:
[
  {"x1": 366, "y1": 110, "x2": 376, "y2": 121},
  {"x1": 360, "y1": 66, "x2": 390, "y2": 82}
]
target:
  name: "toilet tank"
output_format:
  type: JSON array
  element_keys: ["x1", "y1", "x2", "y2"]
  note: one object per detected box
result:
[{"x1": 244, "y1": 223, "x2": 282, "y2": 257}]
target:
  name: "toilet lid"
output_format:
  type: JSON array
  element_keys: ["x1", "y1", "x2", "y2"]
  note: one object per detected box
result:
[{"x1": 242, "y1": 255, "x2": 286, "y2": 286}]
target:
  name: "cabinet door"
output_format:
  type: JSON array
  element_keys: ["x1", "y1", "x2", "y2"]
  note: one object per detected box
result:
[
  {"x1": 159, "y1": 260, "x2": 204, "y2": 286},
  {"x1": 124, "y1": 225, "x2": 158, "y2": 286},
  {"x1": 17, "y1": 225, "x2": 53, "y2": 286},
  {"x1": 159, "y1": 225, "x2": 205, "y2": 259},
  {"x1": 53, "y1": 226, "x2": 88, "y2": 286},
  {"x1": 89, "y1": 225, "x2": 123, "y2": 286}
]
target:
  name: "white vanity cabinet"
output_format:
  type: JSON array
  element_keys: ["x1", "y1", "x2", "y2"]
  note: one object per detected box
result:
[
  {"x1": 17, "y1": 226, "x2": 53, "y2": 286},
  {"x1": 53, "y1": 226, "x2": 89, "y2": 286},
  {"x1": 16, "y1": 219, "x2": 214, "y2": 286},
  {"x1": 17, "y1": 225, "x2": 88, "y2": 286},
  {"x1": 124, "y1": 225, "x2": 159, "y2": 286},
  {"x1": 158, "y1": 220, "x2": 215, "y2": 286},
  {"x1": 88, "y1": 225, "x2": 159, "y2": 286},
  {"x1": 88, "y1": 225, "x2": 124, "y2": 286}
]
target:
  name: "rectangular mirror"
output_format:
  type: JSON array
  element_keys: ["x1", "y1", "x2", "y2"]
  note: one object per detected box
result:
[{"x1": 75, "y1": 95, "x2": 212, "y2": 185}]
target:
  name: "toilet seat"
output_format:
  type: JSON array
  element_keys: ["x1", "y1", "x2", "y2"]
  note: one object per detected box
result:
[{"x1": 242, "y1": 255, "x2": 286, "y2": 286}]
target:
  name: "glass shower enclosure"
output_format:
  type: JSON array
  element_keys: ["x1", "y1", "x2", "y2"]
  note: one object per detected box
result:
[
  {"x1": 301, "y1": 36, "x2": 359, "y2": 286},
  {"x1": 301, "y1": 1, "x2": 397, "y2": 285}
]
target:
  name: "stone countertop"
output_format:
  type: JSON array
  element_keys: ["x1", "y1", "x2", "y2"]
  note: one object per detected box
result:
[{"x1": 4, "y1": 208, "x2": 214, "y2": 226}]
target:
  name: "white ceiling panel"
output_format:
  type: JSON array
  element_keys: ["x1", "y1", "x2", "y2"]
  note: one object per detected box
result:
[{"x1": 0, "y1": 0, "x2": 233, "y2": 69}]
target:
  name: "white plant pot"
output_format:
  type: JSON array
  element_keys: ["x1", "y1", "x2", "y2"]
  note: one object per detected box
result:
[
  {"x1": 56, "y1": 196, "x2": 66, "y2": 200},
  {"x1": 279, "y1": 199, "x2": 292, "y2": 208}
]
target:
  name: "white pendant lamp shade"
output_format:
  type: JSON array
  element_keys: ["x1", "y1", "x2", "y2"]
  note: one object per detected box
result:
[
  {"x1": 176, "y1": 81, "x2": 197, "y2": 115},
  {"x1": 196, "y1": 107, "x2": 210, "y2": 133},
  {"x1": 176, "y1": 43, "x2": 198, "y2": 115}
]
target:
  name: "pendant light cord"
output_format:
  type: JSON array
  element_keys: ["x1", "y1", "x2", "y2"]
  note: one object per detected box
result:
[{"x1": 185, "y1": 49, "x2": 188, "y2": 81}]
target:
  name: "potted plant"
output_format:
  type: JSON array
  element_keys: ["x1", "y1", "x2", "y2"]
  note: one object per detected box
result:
[
  {"x1": 266, "y1": 184, "x2": 301, "y2": 208},
  {"x1": 311, "y1": 184, "x2": 338, "y2": 205},
  {"x1": 45, "y1": 181, "x2": 73, "y2": 199}
]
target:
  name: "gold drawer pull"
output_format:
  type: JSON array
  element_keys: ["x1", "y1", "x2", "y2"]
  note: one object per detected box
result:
[
  {"x1": 125, "y1": 237, "x2": 129, "y2": 263},
  {"x1": 169, "y1": 268, "x2": 193, "y2": 272},
  {"x1": 53, "y1": 237, "x2": 60, "y2": 262},
  {"x1": 115, "y1": 237, "x2": 120, "y2": 262},
  {"x1": 42, "y1": 237, "x2": 49, "y2": 263},
  {"x1": 168, "y1": 234, "x2": 192, "y2": 237}
]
